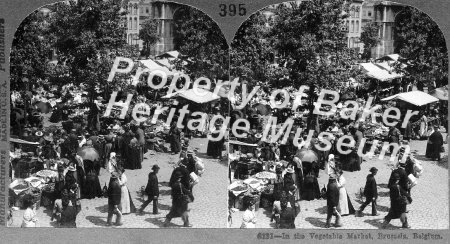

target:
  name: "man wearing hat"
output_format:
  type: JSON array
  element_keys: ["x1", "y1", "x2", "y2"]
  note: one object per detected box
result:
[
  {"x1": 106, "y1": 172, "x2": 123, "y2": 226},
  {"x1": 357, "y1": 167, "x2": 379, "y2": 217},
  {"x1": 139, "y1": 165, "x2": 160, "y2": 214},
  {"x1": 325, "y1": 174, "x2": 342, "y2": 228}
]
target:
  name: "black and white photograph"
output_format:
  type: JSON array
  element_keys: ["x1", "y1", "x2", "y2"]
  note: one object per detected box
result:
[
  {"x1": 227, "y1": 0, "x2": 449, "y2": 230},
  {"x1": 7, "y1": 0, "x2": 230, "y2": 228}
]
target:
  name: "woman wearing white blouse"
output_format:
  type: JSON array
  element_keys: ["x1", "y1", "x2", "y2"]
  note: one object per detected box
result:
[
  {"x1": 336, "y1": 170, "x2": 355, "y2": 216},
  {"x1": 241, "y1": 198, "x2": 257, "y2": 228},
  {"x1": 118, "y1": 169, "x2": 136, "y2": 214}
]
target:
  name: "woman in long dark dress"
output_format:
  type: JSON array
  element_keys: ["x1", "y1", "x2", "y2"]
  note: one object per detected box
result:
[
  {"x1": 206, "y1": 126, "x2": 224, "y2": 159},
  {"x1": 83, "y1": 160, "x2": 103, "y2": 199},
  {"x1": 382, "y1": 173, "x2": 411, "y2": 228},
  {"x1": 169, "y1": 122, "x2": 181, "y2": 154},
  {"x1": 301, "y1": 161, "x2": 321, "y2": 201}
]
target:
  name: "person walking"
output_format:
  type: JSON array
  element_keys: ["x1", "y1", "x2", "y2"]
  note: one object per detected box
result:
[
  {"x1": 139, "y1": 165, "x2": 160, "y2": 214},
  {"x1": 164, "y1": 173, "x2": 194, "y2": 227},
  {"x1": 357, "y1": 167, "x2": 379, "y2": 216},
  {"x1": 325, "y1": 175, "x2": 342, "y2": 228},
  {"x1": 106, "y1": 172, "x2": 122, "y2": 226},
  {"x1": 383, "y1": 173, "x2": 411, "y2": 228}
]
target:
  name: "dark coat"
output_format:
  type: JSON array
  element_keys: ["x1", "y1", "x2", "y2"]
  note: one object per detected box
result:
[
  {"x1": 386, "y1": 182, "x2": 409, "y2": 219},
  {"x1": 388, "y1": 167, "x2": 409, "y2": 192},
  {"x1": 428, "y1": 131, "x2": 444, "y2": 159},
  {"x1": 363, "y1": 174, "x2": 378, "y2": 199},
  {"x1": 136, "y1": 128, "x2": 146, "y2": 146},
  {"x1": 279, "y1": 207, "x2": 296, "y2": 229},
  {"x1": 326, "y1": 180, "x2": 340, "y2": 208},
  {"x1": 283, "y1": 173, "x2": 295, "y2": 192},
  {"x1": 107, "y1": 178, "x2": 122, "y2": 206},
  {"x1": 145, "y1": 172, "x2": 159, "y2": 197},
  {"x1": 169, "y1": 166, "x2": 190, "y2": 189}
]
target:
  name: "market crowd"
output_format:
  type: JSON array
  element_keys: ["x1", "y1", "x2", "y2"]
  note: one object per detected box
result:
[{"x1": 228, "y1": 85, "x2": 445, "y2": 229}]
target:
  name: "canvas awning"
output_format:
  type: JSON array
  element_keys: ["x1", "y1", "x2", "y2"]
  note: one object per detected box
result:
[
  {"x1": 376, "y1": 54, "x2": 403, "y2": 62},
  {"x1": 156, "y1": 51, "x2": 181, "y2": 59},
  {"x1": 429, "y1": 86, "x2": 449, "y2": 101},
  {"x1": 360, "y1": 62, "x2": 403, "y2": 81},
  {"x1": 139, "y1": 59, "x2": 173, "y2": 75},
  {"x1": 162, "y1": 88, "x2": 220, "y2": 103},
  {"x1": 381, "y1": 91, "x2": 439, "y2": 106},
  {"x1": 9, "y1": 138, "x2": 40, "y2": 145}
]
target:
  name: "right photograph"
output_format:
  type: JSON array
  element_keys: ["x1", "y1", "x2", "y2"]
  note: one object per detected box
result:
[{"x1": 228, "y1": 0, "x2": 448, "y2": 229}]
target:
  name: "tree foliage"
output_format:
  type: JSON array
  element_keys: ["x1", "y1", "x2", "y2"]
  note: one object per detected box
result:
[
  {"x1": 360, "y1": 22, "x2": 380, "y2": 60},
  {"x1": 394, "y1": 6, "x2": 448, "y2": 89},
  {"x1": 10, "y1": 10, "x2": 52, "y2": 90},
  {"x1": 139, "y1": 18, "x2": 160, "y2": 57},
  {"x1": 230, "y1": 12, "x2": 275, "y2": 84},
  {"x1": 47, "y1": 0, "x2": 140, "y2": 100},
  {"x1": 173, "y1": 6, "x2": 229, "y2": 81}
]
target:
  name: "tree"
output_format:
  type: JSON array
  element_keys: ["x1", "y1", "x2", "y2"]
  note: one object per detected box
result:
[
  {"x1": 230, "y1": 11, "x2": 275, "y2": 85},
  {"x1": 360, "y1": 22, "x2": 381, "y2": 60},
  {"x1": 10, "y1": 10, "x2": 53, "y2": 90},
  {"x1": 173, "y1": 6, "x2": 229, "y2": 81},
  {"x1": 394, "y1": 6, "x2": 448, "y2": 90},
  {"x1": 48, "y1": 0, "x2": 140, "y2": 128},
  {"x1": 269, "y1": 0, "x2": 363, "y2": 129},
  {"x1": 139, "y1": 19, "x2": 160, "y2": 57}
]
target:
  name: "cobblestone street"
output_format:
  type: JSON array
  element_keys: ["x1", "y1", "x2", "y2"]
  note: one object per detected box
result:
[
  {"x1": 230, "y1": 136, "x2": 449, "y2": 229},
  {"x1": 10, "y1": 138, "x2": 228, "y2": 228}
]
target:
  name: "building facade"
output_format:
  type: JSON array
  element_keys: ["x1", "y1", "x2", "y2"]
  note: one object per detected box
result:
[
  {"x1": 123, "y1": 0, "x2": 180, "y2": 56},
  {"x1": 345, "y1": 0, "x2": 364, "y2": 53},
  {"x1": 371, "y1": 1, "x2": 405, "y2": 58}
]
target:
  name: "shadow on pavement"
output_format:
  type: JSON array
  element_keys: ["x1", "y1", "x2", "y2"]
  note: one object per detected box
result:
[
  {"x1": 159, "y1": 189, "x2": 171, "y2": 196},
  {"x1": 95, "y1": 204, "x2": 109, "y2": 213},
  {"x1": 304, "y1": 217, "x2": 326, "y2": 228},
  {"x1": 315, "y1": 205, "x2": 327, "y2": 215},
  {"x1": 363, "y1": 218, "x2": 383, "y2": 228},
  {"x1": 378, "y1": 183, "x2": 388, "y2": 189},
  {"x1": 85, "y1": 215, "x2": 108, "y2": 226},
  {"x1": 376, "y1": 204, "x2": 390, "y2": 213},
  {"x1": 157, "y1": 203, "x2": 171, "y2": 211},
  {"x1": 145, "y1": 217, "x2": 184, "y2": 228},
  {"x1": 377, "y1": 191, "x2": 389, "y2": 198}
]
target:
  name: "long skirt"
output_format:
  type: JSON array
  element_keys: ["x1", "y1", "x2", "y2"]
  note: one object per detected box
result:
[
  {"x1": 170, "y1": 135, "x2": 181, "y2": 153},
  {"x1": 84, "y1": 172, "x2": 102, "y2": 199},
  {"x1": 425, "y1": 142, "x2": 432, "y2": 158},
  {"x1": 386, "y1": 201, "x2": 406, "y2": 219},
  {"x1": 338, "y1": 188, "x2": 355, "y2": 215},
  {"x1": 167, "y1": 197, "x2": 188, "y2": 218},
  {"x1": 301, "y1": 176, "x2": 321, "y2": 201},
  {"x1": 120, "y1": 185, "x2": 136, "y2": 214},
  {"x1": 207, "y1": 140, "x2": 223, "y2": 158}
]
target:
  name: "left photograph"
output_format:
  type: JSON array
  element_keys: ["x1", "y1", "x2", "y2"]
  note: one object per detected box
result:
[{"x1": 8, "y1": 0, "x2": 229, "y2": 228}]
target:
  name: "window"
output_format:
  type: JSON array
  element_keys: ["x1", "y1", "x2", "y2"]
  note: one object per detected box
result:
[
  {"x1": 134, "y1": 17, "x2": 138, "y2": 30},
  {"x1": 351, "y1": 20, "x2": 354, "y2": 33},
  {"x1": 368, "y1": 11, "x2": 372, "y2": 17},
  {"x1": 356, "y1": 20, "x2": 359, "y2": 33},
  {"x1": 355, "y1": 6, "x2": 360, "y2": 17},
  {"x1": 146, "y1": 7, "x2": 149, "y2": 14},
  {"x1": 128, "y1": 17, "x2": 132, "y2": 29}
]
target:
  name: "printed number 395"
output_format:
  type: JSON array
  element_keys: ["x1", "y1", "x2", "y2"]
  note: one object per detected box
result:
[{"x1": 219, "y1": 4, "x2": 246, "y2": 17}]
